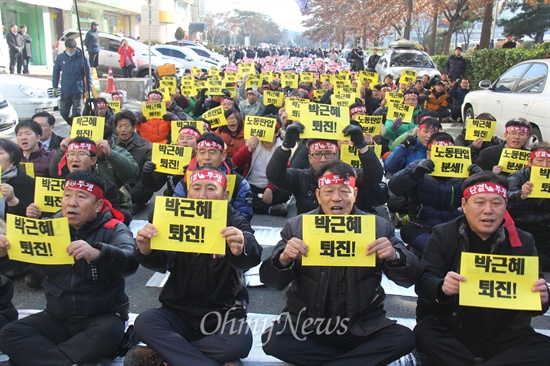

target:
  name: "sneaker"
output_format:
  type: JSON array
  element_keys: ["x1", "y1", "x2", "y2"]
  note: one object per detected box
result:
[
  {"x1": 269, "y1": 203, "x2": 288, "y2": 217},
  {"x1": 123, "y1": 345, "x2": 165, "y2": 366}
]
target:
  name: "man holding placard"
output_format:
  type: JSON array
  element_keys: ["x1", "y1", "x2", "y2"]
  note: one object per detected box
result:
[
  {"x1": 15, "y1": 120, "x2": 55, "y2": 178},
  {"x1": 508, "y1": 142, "x2": 550, "y2": 270},
  {"x1": 0, "y1": 170, "x2": 138, "y2": 365},
  {"x1": 455, "y1": 112, "x2": 501, "y2": 163},
  {"x1": 129, "y1": 166, "x2": 261, "y2": 366},
  {"x1": 260, "y1": 160, "x2": 422, "y2": 365},
  {"x1": 415, "y1": 171, "x2": 550, "y2": 365}
]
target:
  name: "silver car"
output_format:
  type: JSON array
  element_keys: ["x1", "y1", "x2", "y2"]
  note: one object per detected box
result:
[
  {"x1": 375, "y1": 46, "x2": 440, "y2": 83},
  {"x1": 0, "y1": 74, "x2": 59, "y2": 121},
  {"x1": 0, "y1": 95, "x2": 18, "y2": 135}
]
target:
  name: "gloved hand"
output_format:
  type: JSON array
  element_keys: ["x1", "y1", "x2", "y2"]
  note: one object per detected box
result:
[
  {"x1": 199, "y1": 88, "x2": 208, "y2": 98},
  {"x1": 343, "y1": 124, "x2": 367, "y2": 149},
  {"x1": 282, "y1": 122, "x2": 304, "y2": 149},
  {"x1": 402, "y1": 135, "x2": 417, "y2": 149},
  {"x1": 53, "y1": 88, "x2": 58, "y2": 97},
  {"x1": 409, "y1": 159, "x2": 435, "y2": 180},
  {"x1": 468, "y1": 164, "x2": 483, "y2": 176},
  {"x1": 142, "y1": 161, "x2": 156, "y2": 175},
  {"x1": 391, "y1": 118, "x2": 403, "y2": 131},
  {"x1": 163, "y1": 113, "x2": 177, "y2": 122},
  {"x1": 136, "y1": 115, "x2": 147, "y2": 124}
]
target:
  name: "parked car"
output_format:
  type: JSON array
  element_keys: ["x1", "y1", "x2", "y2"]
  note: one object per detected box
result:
[
  {"x1": 375, "y1": 40, "x2": 440, "y2": 83},
  {"x1": 0, "y1": 74, "x2": 59, "y2": 120},
  {"x1": 0, "y1": 94, "x2": 18, "y2": 135},
  {"x1": 462, "y1": 58, "x2": 549, "y2": 146},
  {"x1": 166, "y1": 40, "x2": 228, "y2": 66},
  {"x1": 56, "y1": 30, "x2": 184, "y2": 83},
  {"x1": 152, "y1": 45, "x2": 217, "y2": 71}
]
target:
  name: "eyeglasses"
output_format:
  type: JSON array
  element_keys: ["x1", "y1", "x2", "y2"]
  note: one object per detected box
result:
[
  {"x1": 226, "y1": 116, "x2": 238, "y2": 121},
  {"x1": 66, "y1": 152, "x2": 91, "y2": 159},
  {"x1": 506, "y1": 131, "x2": 527, "y2": 137},
  {"x1": 309, "y1": 151, "x2": 337, "y2": 160}
]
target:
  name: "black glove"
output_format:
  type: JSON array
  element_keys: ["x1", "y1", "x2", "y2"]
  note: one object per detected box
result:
[
  {"x1": 136, "y1": 115, "x2": 147, "y2": 124},
  {"x1": 343, "y1": 124, "x2": 367, "y2": 149},
  {"x1": 163, "y1": 113, "x2": 177, "y2": 121},
  {"x1": 468, "y1": 164, "x2": 483, "y2": 176},
  {"x1": 409, "y1": 159, "x2": 435, "y2": 180},
  {"x1": 402, "y1": 135, "x2": 417, "y2": 149},
  {"x1": 142, "y1": 161, "x2": 156, "y2": 175},
  {"x1": 283, "y1": 122, "x2": 305, "y2": 149},
  {"x1": 199, "y1": 88, "x2": 208, "y2": 98}
]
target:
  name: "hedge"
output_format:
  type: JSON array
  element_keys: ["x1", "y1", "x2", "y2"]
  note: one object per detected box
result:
[{"x1": 432, "y1": 43, "x2": 550, "y2": 90}]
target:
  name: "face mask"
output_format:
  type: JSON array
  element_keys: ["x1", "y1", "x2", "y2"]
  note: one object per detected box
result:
[{"x1": 66, "y1": 51, "x2": 76, "y2": 56}]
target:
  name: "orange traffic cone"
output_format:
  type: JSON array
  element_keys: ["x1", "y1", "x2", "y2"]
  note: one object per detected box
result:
[{"x1": 105, "y1": 67, "x2": 116, "y2": 93}]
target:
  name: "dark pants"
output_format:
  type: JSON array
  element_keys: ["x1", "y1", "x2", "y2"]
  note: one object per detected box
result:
[
  {"x1": 59, "y1": 93, "x2": 83, "y2": 125},
  {"x1": 134, "y1": 307, "x2": 252, "y2": 366},
  {"x1": 250, "y1": 184, "x2": 290, "y2": 215},
  {"x1": 9, "y1": 51, "x2": 22, "y2": 74},
  {"x1": 130, "y1": 181, "x2": 154, "y2": 206},
  {"x1": 0, "y1": 310, "x2": 125, "y2": 366},
  {"x1": 122, "y1": 65, "x2": 133, "y2": 78},
  {"x1": 415, "y1": 316, "x2": 550, "y2": 366},
  {"x1": 22, "y1": 57, "x2": 30, "y2": 74},
  {"x1": 89, "y1": 52, "x2": 99, "y2": 68},
  {"x1": 400, "y1": 220, "x2": 433, "y2": 254},
  {"x1": 436, "y1": 106, "x2": 451, "y2": 118},
  {"x1": 262, "y1": 318, "x2": 414, "y2": 366}
]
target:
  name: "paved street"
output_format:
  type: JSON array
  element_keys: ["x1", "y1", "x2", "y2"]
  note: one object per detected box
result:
[{"x1": 2, "y1": 108, "x2": 549, "y2": 365}]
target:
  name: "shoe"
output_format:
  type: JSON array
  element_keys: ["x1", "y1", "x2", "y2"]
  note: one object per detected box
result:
[
  {"x1": 123, "y1": 345, "x2": 165, "y2": 366},
  {"x1": 25, "y1": 273, "x2": 42, "y2": 289},
  {"x1": 269, "y1": 203, "x2": 288, "y2": 217}
]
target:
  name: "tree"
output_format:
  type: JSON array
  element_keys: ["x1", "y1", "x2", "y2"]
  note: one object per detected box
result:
[
  {"x1": 499, "y1": 0, "x2": 550, "y2": 44},
  {"x1": 175, "y1": 27, "x2": 186, "y2": 41}
]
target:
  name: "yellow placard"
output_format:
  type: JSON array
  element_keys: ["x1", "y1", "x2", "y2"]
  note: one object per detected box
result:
[
  {"x1": 334, "y1": 79, "x2": 350, "y2": 88},
  {"x1": 151, "y1": 196, "x2": 227, "y2": 254},
  {"x1": 6, "y1": 215, "x2": 74, "y2": 265},
  {"x1": 465, "y1": 119, "x2": 497, "y2": 142},
  {"x1": 498, "y1": 148, "x2": 530, "y2": 174},
  {"x1": 528, "y1": 166, "x2": 550, "y2": 198},
  {"x1": 459, "y1": 252, "x2": 540, "y2": 311},
  {"x1": 302, "y1": 215, "x2": 376, "y2": 267},
  {"x1": 238, "y1": 63, "x2": 256, "y2": 76},
  {"x1": 399, "y1": 70, "x2": 418, "y2": 84},
  {"x1": 225, "y1": 86, "x2": 236, "y2": 98},
  {"x1": 207, "y1": 79, "x2": 226, "y2": 95},
  {"x1": 186, "y1": 171, "x2": 236, "y2": 198},
  {"x1": 224, "y1": 72, "x2": 238, "y2": 83},
  {"x1": 245, "y1": 74, "x2": 261, "y2": 89},
  {"x1": 151, "y1": 143, "x2": 193, "y2": 175},
  {"x1": 108, "y1": 100, "x2": 121, "y2": 113},
  {"x1": 192, "y1": 66, "x2": 202, "y2": 76},
  {"x1": 299, "y1": 103, "x2": 347, "y2": 140},
  {"x1": 281, "y1": 72, "x2": 299, "y2": 89},
  {"x1": 70, "y1": 116, "x2": 105, "y2": 142},
  {"x1": 35, "y1": 177, "x2": 65, "y2": 213},
  {"x1": 159, "y1": 78, "x2": 177, "y2": 94},
  {"x1": 155, "y1": 87, "x2": 171, "y2": 102},
  {"x1": 157, "y1": 64, "x2": 176, "y2": 77},
  {"x1": 336, "y1": 86, "x2": 360, "y2": 99},
  {"x1": 300, "y1": 72, "x2": 315, "y2": 83},
  {"x1": 261, "y1": 72, "x2": 273, "y2": 83},
  {"x1": 141, "y1": 102, "x2": 167, "y2": 120},
  {"x1": 244, "y1": 116, "x2": 277, "y2": 142},
  {"x1": 331, "y1": 93, "x2": 354, "y2": 108},
  {"x1": 209, "y1": 67, "x2": 219, "y2": 76},
  {"x1": 338, "y1": 70, "x2": 351, "y2": 79},
  {"x1": 358, "y1": 71, "x2": 378, "y2": 85},
  {"x1": 201, "y1": 106, "x2": 227, "y2": 129},
  {"x1": 285, "y1": 99, "x2": 306, "y2": 121},
  {"x1": 356, "y1": 115, "x2": 383, "y2": 136},
  {"x1": 313, "y1": 89, "x2": 326, "y2": 101},
  {"x1": 20, "y1": 162, "x2": 35, "y2": 179},
  {"x1": 339, "y1": 143, "x2": 382, "y2": 164},
  {"x1": 386, "y1": 91, "x2": 403, "y2": 104},
  {"x1": 170, "y1": 120, "x2": 204, "y2": 144},
  {"x1": 319, "y1": 74, "x2": 333, "y2": 84},
  {"x1": 194, "y1": 80, "x2": 206, "y2": 91},
  {"x1": 386, "y1": 102, "x2": 414, "y2": 123},
  {"x1": 263, "y1": 90, "x2": 284, "y2": 107},
  {"x1": 430, "y1": 145, "x2": 471, "y2": 178}
]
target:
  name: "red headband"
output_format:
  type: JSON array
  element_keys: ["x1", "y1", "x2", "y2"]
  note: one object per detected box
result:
[
  {"x1": 179, "y1": 127, "x2": 200, "y2": 139},
  {"x1": 189, "y1": 170, "x2": 227, "y2": 189},
  {"x1": 197, "y1": 140, "x2": 224, "y2": 152},
  {"x1": 506, "y1": 126, "x2": 530, "y2": 134},
  {"x1": 419, "y1": 123, "x2": 440, "y2": 132},
  {"x1": 64, "y1": 179, "x2": 125, "y2": 222},
  {"x1": 221, "y1": 97, "x2": 234, "y2": 105},
  {"x1": 68, "y1": 142, "x2": 97, "y2": 153},
  {"x1": 381, "y1": 86, "x2": 391, "y2": 91},
  {"x1": 427, "y1": 140, "x2": 454, "y2": 150},
  {"x1": 349, "y1": 106, "x2": 366, "y2": 116},
  {"x1": 403, "y1": 92, "x2": 418, "y2": 99},
  {"x1": 309, "y1": 141, "x2": 338, "y2": 153},
  {"x1": 530, "y1": 150, "x2": 550, "y2": 160},
  {"x1": 318, "y1": 174, "x2": 356, "y2": 189}
]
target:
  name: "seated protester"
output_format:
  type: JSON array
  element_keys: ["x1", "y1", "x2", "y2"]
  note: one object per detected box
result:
[
  {"x1": 266, "y1": 123, "x2": 386, "y2": 215},
  {"x1": 173, "y1": 133, "x2": 253, "y2": 221},
  {"x1": 192, "y1": 87, "x2": 224, "y2": 117},
  {"x1": 363, "y1": 83, "x2": 382, "y2": 115},
  {"x1": 0, "y1": 138, "x2": 35, "y2": 278},
  {"x1": 220, "y1": 94, "x2": 239, "y2": 113},
  {"x1": 0, "y1": 220, "x2": 17, "y2": 330},
  {"x1": 382, "y1": 74, "x2": 396, "y2": 90},
  {"x1": 216, "y1": 108, "x2": 245, "y2": 158},
  {"x1": 349, "y1": 101, "x2": 389, "y2": 157},
  {"x1": 127, "y1": 167, "x2": 261, "y2": 366},
  {"x1": 142, "y1": 125, "x2": 200, "y2": 197},
  {"x1": 412, "y1": 79, "x2": 430, "y2": 106},
  {"x1": 239, "y1": 88, "x2": 265, "y2": 117},
  {"x1": 388, "y1": 132, "x2": 471, "y2": 255},
  {"x1": 414, "y1": 171, "x2": 550, "y2": 366},
  {"x1": 473, "y1": 117, "x2": 531, "y2": 176},
  {"x1": 383, "y1": 90, "x2": 423, "y2": 149},
  {"x1": 260, "y1": 160, "x2": 422, "y2": 365},
  {"x1": 449, "y1": 78, "x2": 470, "y2": 122},
  {"x1": 114, "y1": 110, "x2": 153, "y2": 208},
  {"x1": 232, "y1": 117, "x2": 291, "y2": 216},
  {"x1": 15, "y1": 120, "x2": 55, "y2": 177},
  {"x1": 136, "y1": 91, "x2": 172, "y2": 144},
  {"x1": 32, "y1": 111, "x2": 64, "y2": 151},
  {"x1": 384, "y1": 116, "x2": 442, "y2": 175},
  {"x1": 454, "y1": 112, "x2": 501, "y2": 163},
  {"x1": 110, "y1": 90, "x2": 126, "y2": 110},
  {"x1": 165, "y1": 90, "x2": 188, "y2": 121},
  {"x1": 507, "y1": 142, "x2": 550, "y2": 270},
  {"x1": 266, "y1": 78, "x2": 282, "y2": 92},
  {"x1": 424, "y1": 81, "x2": 451, "y2": 118},
  {"x1": 94, "y1": 98, "x2": 116, "y2": 134},
  {"x1": 0, "y1": 170, "x2": 139, "y2": 366}
]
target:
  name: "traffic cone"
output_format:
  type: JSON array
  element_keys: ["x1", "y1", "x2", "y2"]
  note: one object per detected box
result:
[{"x1": 105, "y1": 67, "x2": 116, "y2": 93}]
